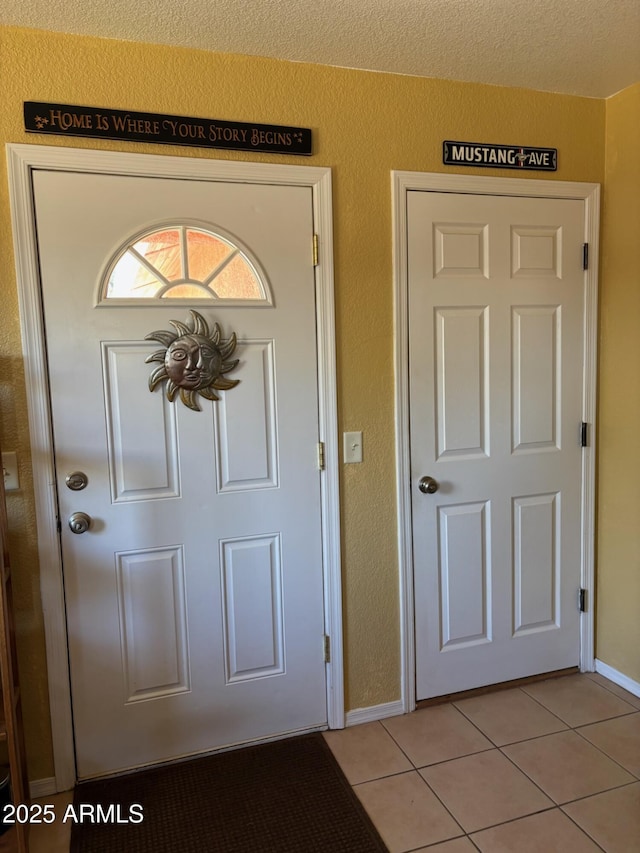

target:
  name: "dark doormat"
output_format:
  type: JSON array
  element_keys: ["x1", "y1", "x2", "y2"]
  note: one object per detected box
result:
[{"x1": 70, "y1": 732, "x2": 389, "y2": 852}]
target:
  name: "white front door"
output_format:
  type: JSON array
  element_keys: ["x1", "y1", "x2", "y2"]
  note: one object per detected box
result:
[
  {"x1": 408, "y1": 190, "x2": 585, "y2": 699},
  {"x1": 32, "y1": 168, "x2": 328, "y2": 779}
]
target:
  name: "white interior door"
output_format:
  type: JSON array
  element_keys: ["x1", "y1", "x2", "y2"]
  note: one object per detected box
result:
[
  {"x1": 33, "y1": 169, "x2": 327, "y2": 779},
  {"x1": 408, "y1": 190, "x2": 585, "y2": 700}
]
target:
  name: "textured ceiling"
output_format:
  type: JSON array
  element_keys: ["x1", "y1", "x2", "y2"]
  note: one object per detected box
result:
[{"x1": 2, "y1": 0, "x2": 639, "y2": 98}]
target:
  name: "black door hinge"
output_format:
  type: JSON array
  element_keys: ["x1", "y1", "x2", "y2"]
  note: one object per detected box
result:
[
  {"x1": 580, "y1": 422, "x2": 588, "y2": 447},
  {"x1": 578, "y1": 588, "x2": 587, "y2": 612},
  {"x1": 582, "y1": 243, "x2": 589, "y2": 270}
]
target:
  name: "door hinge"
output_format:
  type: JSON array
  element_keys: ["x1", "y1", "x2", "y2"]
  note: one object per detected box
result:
[
  {"x1": 312, "y1": 234, "x2": 319, "y2": 267},
  {"x1": 582, "y1": 243, "x2": 589, "y2": 270},
  {"x1": 578, "y1": 588, "x2": 587, "y2": 613},
  {"x1": 317, "y1": 441, "x2": 325, "y2": 470},
  {"x1": 581, "y1": 422, "x2": 588, "y2": 447},
  {"x1": 323, "y1": 634, "x2": 331, "y2": 663}
]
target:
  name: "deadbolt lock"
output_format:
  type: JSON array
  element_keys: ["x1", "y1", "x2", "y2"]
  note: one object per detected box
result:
[{"x1": 66, "y1": 471, "x2": 88, "y2": 491}]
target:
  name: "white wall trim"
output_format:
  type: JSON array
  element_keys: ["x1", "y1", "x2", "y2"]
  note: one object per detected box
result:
[
  {"x1": 392, "y1": 171, "x2": 600, "y2": 714},
  {"x1": 312, "y1": 169, "x2": 345, "y2": 730},
  {"x1": 595, "y1": 660, "x2": 640, "y2": 699},
  {"x1": 6, "y1": 143, "x2": 343, "y2": 792},
  {"x1": 29, "y1": 778, "x2": 60, "y2": 800},
  {"x1": 346, "y1": 700, "x2": 405, "y2": 727}
]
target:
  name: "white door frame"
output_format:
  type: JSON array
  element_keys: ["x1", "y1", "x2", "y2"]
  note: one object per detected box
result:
[
  {"x1": 6, "y1": 143, "x2": 343, "y2": 792},
  {"x1": 392, "y1": 170, "x2": 600, "y2": 714}
]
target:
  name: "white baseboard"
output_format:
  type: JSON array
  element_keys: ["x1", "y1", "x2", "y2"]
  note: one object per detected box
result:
[
  {"x1": 30, "y1": 777, "x2": 59, "y2": 799},
  {"x1": 346, "y1": 700, "x2": 404, "y2": 726},
  {"x1": 595, "y1": 659, "x2": 640, "y2": 699}
]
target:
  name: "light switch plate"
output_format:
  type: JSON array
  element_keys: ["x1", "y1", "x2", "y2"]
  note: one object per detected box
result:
[
  {"x1": 343, "y1": 431, "x2": 363, "y2": 464},
  {"x1": 2, "y1": 452, "x2": 19, "y2": 491}
]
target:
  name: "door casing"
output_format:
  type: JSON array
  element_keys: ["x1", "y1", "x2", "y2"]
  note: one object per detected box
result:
[
  {"x1": 7, "y1": 143, "x2": 343, "y2": 792},
  {"x1": 392, "y1": 170, "x2": 600, "y2": 714}
]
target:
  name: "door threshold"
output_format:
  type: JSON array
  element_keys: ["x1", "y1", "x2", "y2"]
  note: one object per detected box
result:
[{"x1": 416, "y1": 666, "x2": 579, "y2": 708}]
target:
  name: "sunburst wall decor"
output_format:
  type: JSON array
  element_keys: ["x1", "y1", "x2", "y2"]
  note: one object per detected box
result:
[{"x1": 145, "y1": 310, "x2": 240, "y2": 411}]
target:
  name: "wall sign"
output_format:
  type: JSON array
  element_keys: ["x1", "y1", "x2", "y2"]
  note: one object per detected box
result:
[
  {"x1": 443, "y1": 140, "x2": 557, "y2": 171},
  {"x1": 24, "y1": 101, "x2": 312, "y2": 156}
]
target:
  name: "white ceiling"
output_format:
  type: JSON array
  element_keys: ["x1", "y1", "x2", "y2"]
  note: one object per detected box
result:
[{"x1": 3, "y1": 0, "x2": 639, "y2": 98}]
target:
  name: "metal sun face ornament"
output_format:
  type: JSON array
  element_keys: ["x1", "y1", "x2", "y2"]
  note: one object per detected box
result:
[{"x1": 145, "y1": 310, "x2": 240, "y2": 411}]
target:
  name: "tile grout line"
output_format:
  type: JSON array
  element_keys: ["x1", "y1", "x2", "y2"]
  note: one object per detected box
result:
[
  {"x1": 424, "y1": 690, "x2": 582, "y2": 814},
  {"x1": 585, "y1": 672, "x2": 640, "y2": 709},
  {"x1": 517, "y1": 683, "x2": 598, "y2": 728},
  {"x1": 376, "y1": 685, "x2": 628, "y2": 843},
  {"x1": 501, "y1": 682, "x2": 640, "y2": 782},
  {"x1": 334, "y1": 677, "x2": 638, "y2": 851},
  {"x1": 468, "y1": 805, "x2": 607, "y2": 852},
  {"x1": 572, "y1": 713, "x2": 640, "y2": 780},
  {"x1": 382, "y1": 707, "x2": 532, "y2": 841},
  {"x1": 452, "y1": 685, "x2": 570, "y2": 746},
  {"x1": 558, "y1": 778, "x2": 640, "y2": 806},
  {"x1": 558, "y1": 805, "x2": 611, "y2": 853},
  {"x1": 369, "y1": 716, "x2": 479, "y2": 842},
  {"x1": 380, "y1": 703, "x2": 565, "y2": 841},
  {"x1": 494, "y1": 727, "x2": 639, "y2": 812},
  {"x1": 520, "y1": 680, "x2": 639, "y2": 728}
]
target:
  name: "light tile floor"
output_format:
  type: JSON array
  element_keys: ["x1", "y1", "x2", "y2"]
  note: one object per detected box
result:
[
  {"x1": 324, "y1": 673, "x2": 640, "y2": 852},
  {"x1": 4, "y1": 672, "x2": 639, "y2": 852}
]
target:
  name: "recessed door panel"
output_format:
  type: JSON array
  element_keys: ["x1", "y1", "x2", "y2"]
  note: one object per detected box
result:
[
  {"x1": 511, "y1": 226, "x2": 561, "y2": 278},
  {"x1": 513, "y1": 493, "x2": 559, "y2": 634},
  {"x1": 221, "y1": 534, "x2": 284, "y2": 682},
  {"x1": 439, "y1": 502, "x2": 491, "y2": 648},
  {"x1": 512, "y1": 306, "x2": 561, "y2": 453},
  {"x1": 435, "y1": 307, "x2": 489, "y2": 460},
  {"x1": 103, "y1": 342, "x2": 180, "y2": 502},
  {"x1": 434, "y1": 223, "x2": 489, "y2": 278},
  {"x1": 117, "y1": 545, "x2": 190, "y2": 702},
  {"x1": 215, "y1": 339, "x2": 279, "y2": 492}
]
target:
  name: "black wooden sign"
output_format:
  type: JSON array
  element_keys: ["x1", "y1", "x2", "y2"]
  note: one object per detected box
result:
[
  {"x1": 24, "y1": 101, "x2": 312, "y2": 156},
  {"x1": 443, "y1": 140, "x2": 557, "y2": 171}
]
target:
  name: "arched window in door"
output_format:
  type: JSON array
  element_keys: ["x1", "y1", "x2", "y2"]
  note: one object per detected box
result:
[{"x1": 100, "y1": 224, "x2": 272, "y2": 305}]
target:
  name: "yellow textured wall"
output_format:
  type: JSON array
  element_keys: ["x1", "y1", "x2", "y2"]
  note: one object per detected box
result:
[
  {"x1": 0, "y1": 25, "x2": 605, "y2": 781},
  {"x1": 597, "y1": 83, "x2": 640, "y2": 681}
]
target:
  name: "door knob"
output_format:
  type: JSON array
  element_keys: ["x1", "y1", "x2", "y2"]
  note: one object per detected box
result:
[
  {"x1": 68, "y1": 511, "x2": 92, "y2": 534},
  {"x1": 418, "y1": 475, "x2": 439, "y2": 494}
]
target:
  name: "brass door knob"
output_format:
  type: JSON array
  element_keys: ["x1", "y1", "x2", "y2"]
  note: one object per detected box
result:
[
  {"x1": 68, "y1": 512, "x2": 91, "y2": 534},
  {"x1": 418, "y1": 476, "x2": 439, "y2": 494}
]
